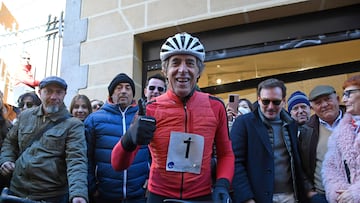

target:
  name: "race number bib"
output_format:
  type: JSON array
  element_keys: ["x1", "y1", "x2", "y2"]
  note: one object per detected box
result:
[{"x1": 166, "y1": 131, "x2": 204, "y2": 174}]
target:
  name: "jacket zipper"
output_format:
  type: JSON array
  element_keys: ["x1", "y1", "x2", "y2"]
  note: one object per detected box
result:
[{"x1": 179, "y1": 103, "x2": 188, "y2": 199}]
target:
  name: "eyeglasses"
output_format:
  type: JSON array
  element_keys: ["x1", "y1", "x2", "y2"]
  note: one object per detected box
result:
[
  {"x1": 343, "y1": 89, "x2": 360, "y2": 98},
  {"x1": 19, "y1": 102, "x2": 34, "y2": 108},
  {"x1": 260, "y1": 99, "x2": 282, "y2": 106},
  {"x1": 148, "y1": 86, "x2": 165, "y2": 92}
]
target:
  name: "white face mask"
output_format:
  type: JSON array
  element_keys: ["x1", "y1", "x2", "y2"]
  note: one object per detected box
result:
[{"x1": 238, "y1": 106, "x2": 250, "y2": 115}]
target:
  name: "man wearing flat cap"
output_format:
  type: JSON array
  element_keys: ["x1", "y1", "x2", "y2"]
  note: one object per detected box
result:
[
  {"x1": 298, "y1": 85, "x2": 344, "y2": 203},
  {"x1": 85, "y1": 73, "x2": 149, "y2": 202},
  {"x1": 0, "y1": 76, "x2": 88, "y2": 203}
]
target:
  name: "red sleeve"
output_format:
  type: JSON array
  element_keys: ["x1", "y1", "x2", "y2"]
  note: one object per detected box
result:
[
  {"x1": 111, "y1": 138, "x2": 139, "y2": 171},
  {"x1": 210, "y1": 97, "x2": 235, "y2": 183}
]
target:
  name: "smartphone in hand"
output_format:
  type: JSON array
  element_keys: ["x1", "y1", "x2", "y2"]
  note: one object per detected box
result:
[{"x1": 228, "y1": 94, "x2": 239, "y2": 115}]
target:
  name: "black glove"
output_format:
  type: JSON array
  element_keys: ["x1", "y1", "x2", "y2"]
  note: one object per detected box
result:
[
  {"x1": 121, "y1": 116, "x2": 156, "y2": 151},
  {"x1": 212, "y1": 178, "x2": 232, "y2": 203}
]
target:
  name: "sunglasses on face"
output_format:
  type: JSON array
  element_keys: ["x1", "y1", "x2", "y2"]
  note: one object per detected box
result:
[
  {"x1": 92, "y1": 104, "x2": 102, "y2": 109},
  {"x1": 260, "y1": 99, "x2": 282, "y2": 106},
  {"x1": 19, "y1": 102, "x2": 34, "y2": 108},
  {"x1": 148, "y1": 86, "x2": 165, "y2": 92}
]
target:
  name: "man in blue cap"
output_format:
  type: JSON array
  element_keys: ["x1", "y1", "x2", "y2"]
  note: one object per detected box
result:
[{"x1": 0, "y1": 76, "x2": 88, "y2": 203}]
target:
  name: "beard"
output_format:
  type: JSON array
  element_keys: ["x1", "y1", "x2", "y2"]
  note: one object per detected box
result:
[{"x1": 45, "y1": 105, "x2": 60, "y2": 114}]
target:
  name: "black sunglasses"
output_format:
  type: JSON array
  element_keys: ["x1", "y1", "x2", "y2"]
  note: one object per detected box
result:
[
  {"x1": 260, "y1": 99, "x2": 282, "y2": 106},
  {"x1": 19, "y1": 102, "x2": 34, "y2": 108},
  {"x1": 149, "y1": 86, "x2": 165, "y2": 92},
  {"x1": 92, "y1": 104, "x2": 102, "y2": 109}
]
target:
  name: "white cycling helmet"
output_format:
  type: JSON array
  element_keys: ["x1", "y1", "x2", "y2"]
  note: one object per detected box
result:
[{"x1": 160, "y1": 32, "x2": 205, "y2": 62}]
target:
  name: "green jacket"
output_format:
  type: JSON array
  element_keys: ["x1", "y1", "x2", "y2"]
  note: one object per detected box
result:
[{"x1": 0, "y1": 104, "x2": 88, "y2": 202}]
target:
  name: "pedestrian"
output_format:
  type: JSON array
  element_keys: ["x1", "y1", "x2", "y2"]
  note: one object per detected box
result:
[
  {"x1": 90, "y1": 99, "x2": 104, "y2": 112},
  {"x1": 139, "y1": 73, "x2": 166, "y2": 112},
  {"x1": 0, "y1": 92, "x2": 13, "y2": 191},
  {"x1": 239, "y1": 98, "x2": 254, "y2": 113},
  {"x1": 0, "y1": 76, "x2": 88, "y2": 203},
  {"x1": 227, "y1": 97, "x2": 253, "y2": 130},
  {"x1": 322, "y1": 75, "x2": 360, "y2": 203},
  {"x1": 111, "y1": 32, "x2": 234, "y2": 203},
  {"x1": 299, "y1": 85, "x2": 343, "y2": 203},
  {"x1": 85, "y1": 73, "x2": 149, "y2": 203},
  {"x1": 70, "y1": 94, "x2": 92, "y2": 121},
  {"x1": 230, "y1": 78, "x2": 309, "y2": 203},
  {"x1": 17, "y1": 91, "x2": 42, "y2": 112},
  {"x1": 287, "y1": 91, "x2": 311, "y2": 126},
  {"x1": 287, "y1": 90, "x2": 311, "y2": 139},
  {"x1": 0, "y1": 91, "x2": 18, "y2": 124},
  {"x1": 144, "y1": 73, "x2": 166, "y2": 101}
]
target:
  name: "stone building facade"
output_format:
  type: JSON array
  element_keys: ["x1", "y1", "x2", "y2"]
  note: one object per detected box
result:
[{"x1": 61, "y1": 0, "x2": 360, "y2": 105}]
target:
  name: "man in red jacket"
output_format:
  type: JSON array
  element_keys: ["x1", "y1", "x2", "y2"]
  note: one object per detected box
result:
[{"x1": 111, "y1": 32, "x2": 234, "y2": 203}]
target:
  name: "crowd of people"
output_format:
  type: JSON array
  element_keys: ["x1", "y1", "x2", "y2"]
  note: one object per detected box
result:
[{"x1": 0, "y1": 32, "x2": 359, "y2": 203}]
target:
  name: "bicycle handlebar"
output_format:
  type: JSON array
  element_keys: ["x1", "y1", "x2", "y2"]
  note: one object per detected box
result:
[{"x1": 0, "y1": 188, "x2": 45, "y2": 203}]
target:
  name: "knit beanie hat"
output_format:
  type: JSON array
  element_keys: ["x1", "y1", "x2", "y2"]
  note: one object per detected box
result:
[
  {"x1": 287, "y1": 91, "x2": 310, "y2": 112},
  {"x1": 108, "y1": 73, "x2": 135, "y2": 96}
]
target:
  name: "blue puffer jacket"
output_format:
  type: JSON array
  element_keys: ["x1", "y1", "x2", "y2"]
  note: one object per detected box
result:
[{"x1": 85, "y1": 102, "x2": 149, "y2": 201}]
